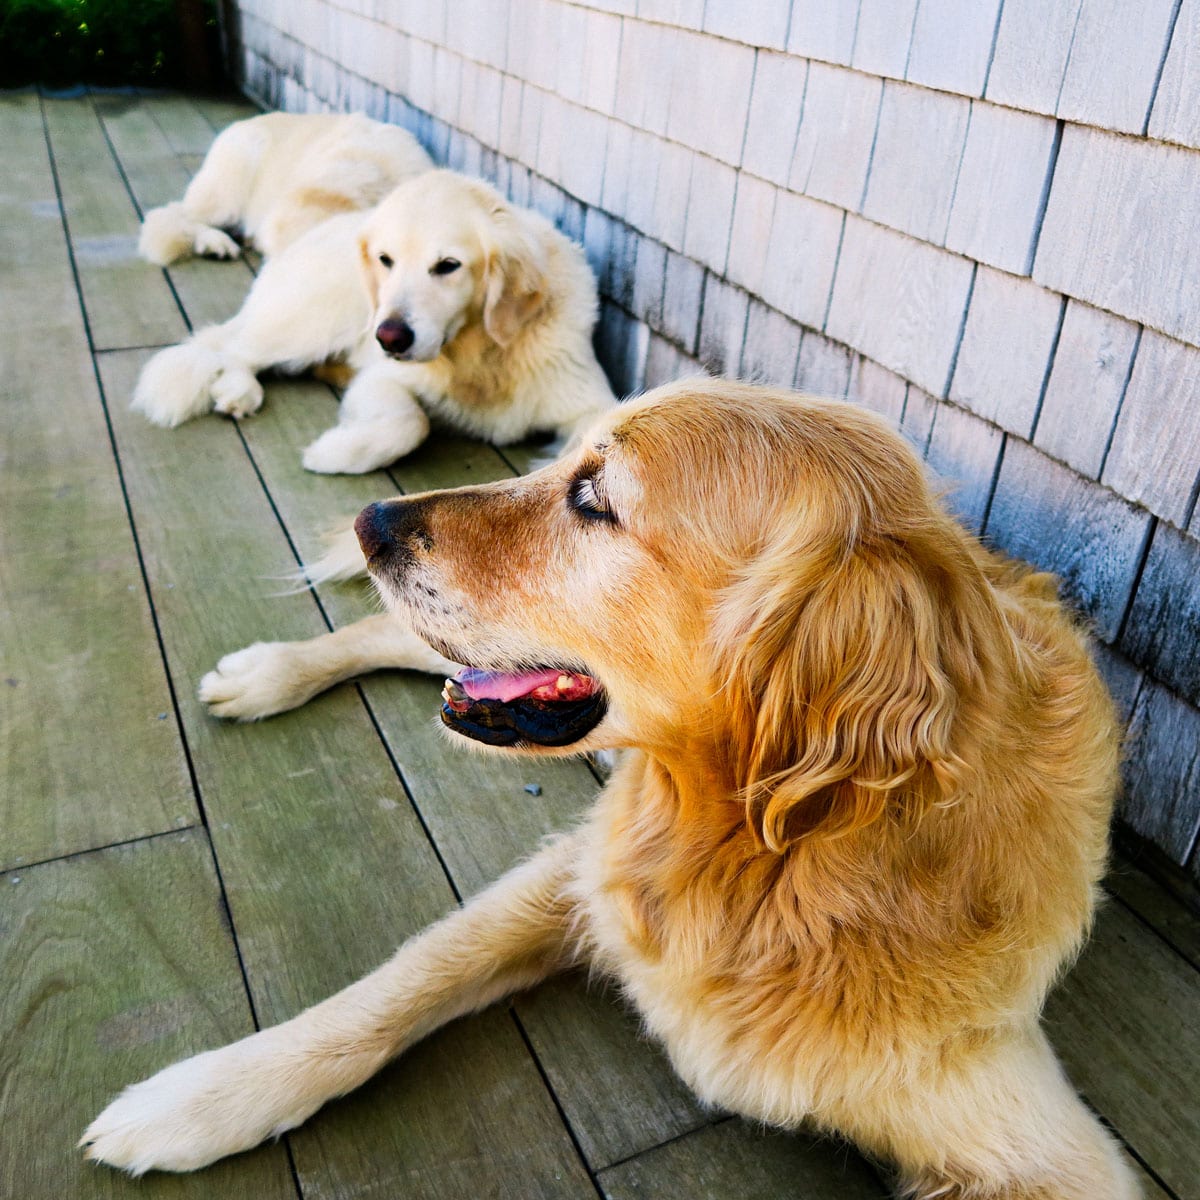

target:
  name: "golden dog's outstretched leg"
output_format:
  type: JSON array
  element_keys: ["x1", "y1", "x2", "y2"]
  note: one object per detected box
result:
[
  {"x1": 199, "y1": 613, "x2": 458, "y2": 720},
  {"x1": 81, "y1": 835, "x2": 585, "y2": 1175}
]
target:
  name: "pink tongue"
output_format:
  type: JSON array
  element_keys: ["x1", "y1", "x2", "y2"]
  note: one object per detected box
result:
[{"x1": 458, "y1": 667, "x2": 567, "y2": 703}]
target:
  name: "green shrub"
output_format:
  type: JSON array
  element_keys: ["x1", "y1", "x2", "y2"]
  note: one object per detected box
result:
[{"x1": 0, "y1": 0, "x2": 222, "y2": 88}]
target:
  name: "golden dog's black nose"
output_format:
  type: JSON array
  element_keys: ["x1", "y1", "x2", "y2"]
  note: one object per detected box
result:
[
  {"x1": 376, "y1": 318, "x2": 414, "y2": 355},
  {"x1": 355, "y1": 499, "x2": 432, "y2": 564}
]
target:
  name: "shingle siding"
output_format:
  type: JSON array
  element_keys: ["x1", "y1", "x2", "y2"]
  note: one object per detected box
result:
[{"x1": 234, "y1": 0, "x2": 1200, "y2": 866}]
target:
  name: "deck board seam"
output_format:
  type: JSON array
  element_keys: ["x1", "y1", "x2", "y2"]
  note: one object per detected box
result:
[
  {"x1": 2, "y1": 824, "x2": 202, "y2": 876},
  {"x1": 1102, "y1": 884, "x2": 1200, "y2": 975}
]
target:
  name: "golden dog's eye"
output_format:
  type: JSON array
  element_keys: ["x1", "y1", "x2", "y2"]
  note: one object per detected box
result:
[
  {"x1": 569, "y1": 475, "x2": 614, "y2": 524},
  {"x1": 378, "y1": 253, "x2": 394, "y2": 269},
  {"x1": 430, "y1": 257, "x2": 461, "y2": 276}
]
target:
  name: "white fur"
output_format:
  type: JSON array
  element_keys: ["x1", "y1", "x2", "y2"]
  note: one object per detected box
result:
[
  {"x1": 133, "y1": 171, "x2": 617, "y2": 474},
  {"x1": 138, "y1": 112, "x2": 432, "y2": 265}
]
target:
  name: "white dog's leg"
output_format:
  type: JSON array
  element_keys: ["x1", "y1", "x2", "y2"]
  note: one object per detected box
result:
[
  {"x1": 131, "y1": 335, "x2": 264, "y2": 429},
  {"x1": 302, "y1": 363, "x2": 431, "y2": 474},
  {"x1": 139, "y1": 202, "x2": 241, "y2": 266},
  {"x1": 199, "y1": 614, "x2": 459, "y2": 720},
  {"x1": 81, "y1": 835, "x2": 585, "y2": 1175}
]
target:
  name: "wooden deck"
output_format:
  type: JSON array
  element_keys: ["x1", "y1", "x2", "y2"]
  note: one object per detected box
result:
[{"x1": 0, "y1": 88, "x2": 1197, "y2": 1200}]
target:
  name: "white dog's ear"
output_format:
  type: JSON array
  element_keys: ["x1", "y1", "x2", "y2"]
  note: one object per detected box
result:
[
  {"x1": 358, "y1": 233, "x2": 381, "y2": 311},
  {"x1": 482, "y1": 210, "x2": 549, "y2": 347}
]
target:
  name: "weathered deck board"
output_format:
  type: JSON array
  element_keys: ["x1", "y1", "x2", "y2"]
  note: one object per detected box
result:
[
  {"x1": 0, "y1": 91, "x2": 194, "y2": 870},
  {"x1": 40, "y1": 96, "x2": 186, "y2": 350},
  {"x1": 1046, "y1": 900, "x2": 1200, "y2": 1196},
  {"x1": 597, "y1": 1120, "x2": 886, "y2": 1199},
  {"x1": 94, "y1": 350, "x2": 595, "y2": 1198},
  {"x1": 189, "y1": 92, "x2": 262, "y2": 131},
  {"x1": 0, "y1": 832, "x2": 296, "y2": 1200},
  {"x1": 94, "y1": 94, "x2": 254, "y2": 330},
  {"x1": 1107, "y1": 851, "x2": 1200, "y2": 971}
]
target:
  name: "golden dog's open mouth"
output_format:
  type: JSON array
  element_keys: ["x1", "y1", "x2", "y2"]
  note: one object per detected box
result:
[{"x1": 440, "y1": 666, "x2": 607, "y2": 747}]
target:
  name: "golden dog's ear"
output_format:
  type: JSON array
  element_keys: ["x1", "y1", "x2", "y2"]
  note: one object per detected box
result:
[
  {"x1": 481, "y1": 208, "x2": 549, "y2": 346},
  {"x1": 358, "y1": 233, "x2": 381, "y2": 311},
  {"x1": 717, "y1": 519, "x2": 999, "y2": 851}
]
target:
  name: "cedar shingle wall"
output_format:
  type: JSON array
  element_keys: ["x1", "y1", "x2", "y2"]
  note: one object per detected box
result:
[{"x1": 228, "y1": 0, "x2": 1200, "y2": 876}]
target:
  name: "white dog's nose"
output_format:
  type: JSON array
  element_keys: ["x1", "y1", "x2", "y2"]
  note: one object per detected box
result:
[{"x1": 376, "y1": 318, "x2": 415, "y2": 355}]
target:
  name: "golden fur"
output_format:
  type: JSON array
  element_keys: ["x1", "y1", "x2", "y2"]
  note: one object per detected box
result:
[{"x1": 85, "y1": 382, "x2": 1137, "y2": 1197}]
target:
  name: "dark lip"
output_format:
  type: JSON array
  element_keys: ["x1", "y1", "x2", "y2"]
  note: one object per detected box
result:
[
  {"x1": 435, "y1": 652, "x2": 606, "y2": 748},
  {"x1": 440, "y1": 688, "x2": 608, "y2": 748}
]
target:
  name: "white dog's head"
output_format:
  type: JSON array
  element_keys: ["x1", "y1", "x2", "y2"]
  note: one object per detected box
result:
[{"x1": 358, "y1": 170, "x2": 550, "y2": 362}]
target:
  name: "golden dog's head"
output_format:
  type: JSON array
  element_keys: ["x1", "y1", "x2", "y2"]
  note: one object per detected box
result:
[
  {"x1": 358, "y1": 170, "x2": 548, "y2": 362},
  {"x1": 358, "y1": 381, "x2": 1011, "y2": 849}
]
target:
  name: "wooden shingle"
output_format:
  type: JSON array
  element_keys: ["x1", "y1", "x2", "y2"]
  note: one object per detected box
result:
[
  {"x1": 986, "y1": 439, "x2": 1153, "y2": 640},
  {"x1": 862, "y1": 81, "x2": 970, "y2": 245},
  {"x1": 1034, "y1": 127, "x2": 1200, "y2": 348},
  {"x1": 945, "y1": 101, "x2": 1058, "y2": 275},
  {"x1": 925, "y1": 403, "x2": 1004, "y2": 531},
  {"x1": 984, "y1": 0, "x2": 1080, "y2": 115},
  {"x1": 788, "y1": 62, "x2": 883, "y2": 212},
  {"x1": 742, "y1": 51, "x2": 808, "y2": 187},
  {"x1": 1148, "y1": 0, "x2": 1200, "y2": 149},
  {"x1": 826, "y1": 216, "x2": 975, "y2": 396},
  {"x1": 1121, "y1": 523, "x2": 1200, "y2": 708},
  {"x1": 1056, "y1": 0, "x2": 1180, "y2": 135},
  {"x1": 949, "y1": 267, "x2": 1064, "y2": 437},
  {"x1": 786, "y1": 0, "x2": 858, "y2": 65},
  {"x1": 1034, "y1": 301, "x2": 1141, "y2": 479},
  {"x1": 905, "y1": 0, "x2": 1003, "y2": 97},
  {"x1": 1121, "y1": 680, "x2": 1200, "y2": 865},
  {"x1": 1102, "y1": 330, "x2": 1200, "y2": 527}
]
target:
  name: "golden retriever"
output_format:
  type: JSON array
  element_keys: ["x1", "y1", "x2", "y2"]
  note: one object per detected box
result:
[
  {"x1": 132, "y1": 170, "x2": 616, "y2": 474},
  {"x1": 83, "y1": 381, "x2": 1137, "y2": 1198},
  {"x1": 138, "y1": 111, "x2": 432, "y2": 265}
]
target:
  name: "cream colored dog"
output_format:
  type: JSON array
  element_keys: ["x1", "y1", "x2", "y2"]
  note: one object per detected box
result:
[
  {"x1": 132, "y1": 171, "x2": 616, "y2": 474},
  {"x1": 139, "y1": 111, "x2": 432, "y2": 265},
  {"x1": 85, "y1": 382, "x2": 1137, "y2": 1198}
]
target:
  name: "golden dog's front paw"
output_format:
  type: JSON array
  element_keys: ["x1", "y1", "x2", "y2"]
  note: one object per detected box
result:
[
  {"x1": 199, "y1": 642, "x2": 322, "y2": 721},
  {"x1": 80, "y1": 1041, "x2": 304, "y2": 1175}
]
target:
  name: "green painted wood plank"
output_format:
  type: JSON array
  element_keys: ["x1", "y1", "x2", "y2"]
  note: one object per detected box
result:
[
  {"x1": 226, "y1": 378, "x2": 713, "y2": 1169},
  {"x1": 0, "y1": 91, "x2": 194, "y2": 869},
  {"x1": 0, "y1": 831, "x2": 297, "y2": 1199},
  {"x1": 190, "y1": 93, "x2": 262, "y2": 132},
  {"x1": 92, "y1": 93, "x2": 256, "y2": 331},
  {"x1": 41, "y1": 96, "x2": 185, "y2": 350},
  {"x1": 598, "y1": 1120, "x2": 886, "y2": 1200},
  {"x1": 1106, "y1": 848, "x2": 1200, "y2": 971},
  {"x1": 90, "y1": 94, "x2": 193, "y2": 211},
  {"x1": 95, "y1": 349, "x2": 594, "y2": 1198},
  {"x1": 141, "y1": 93, "x2": 222, "y2": 156},
  {"x1": 1046, "y1": 900, "x2": 1200, "y2": 1198}
]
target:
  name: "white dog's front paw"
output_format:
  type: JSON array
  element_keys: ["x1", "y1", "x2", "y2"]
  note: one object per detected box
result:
[
  {"x1": 211, "y1": 368, "x2": 263, "y2": 420},
  {"x1": 193, "y1": 227, "x2": 241, "y2": 260},
  {"x1": 199, "y1": 642, "x2": 320, "y2": 720},
  {"x1": 302, "y1": 426, "x2": 388, "y2": 474},
  {"x1": 81, "y1": 1038, "x2": 311, "y2": 1175}
]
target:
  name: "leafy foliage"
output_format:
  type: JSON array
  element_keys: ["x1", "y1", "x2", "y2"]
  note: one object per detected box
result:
[{"x1": 1, "y1": 0, "x2": 221, "y2": 88}]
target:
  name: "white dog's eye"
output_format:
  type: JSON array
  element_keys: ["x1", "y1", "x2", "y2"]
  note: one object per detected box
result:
[
  {"x1": 570, "y1": 475, "x2": 614, "y2": 524},
  {"x1": 430, "y1": 257, "x2": 462, "y2": 276},
  {"x1": 378, "y1": 253, "x2": 394, "y2": 269}
]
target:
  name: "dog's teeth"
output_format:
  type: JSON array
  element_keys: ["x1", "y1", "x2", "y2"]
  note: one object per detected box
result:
[{"x1": 556, "y1": 674, "x2": 571, "y2": 692}]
